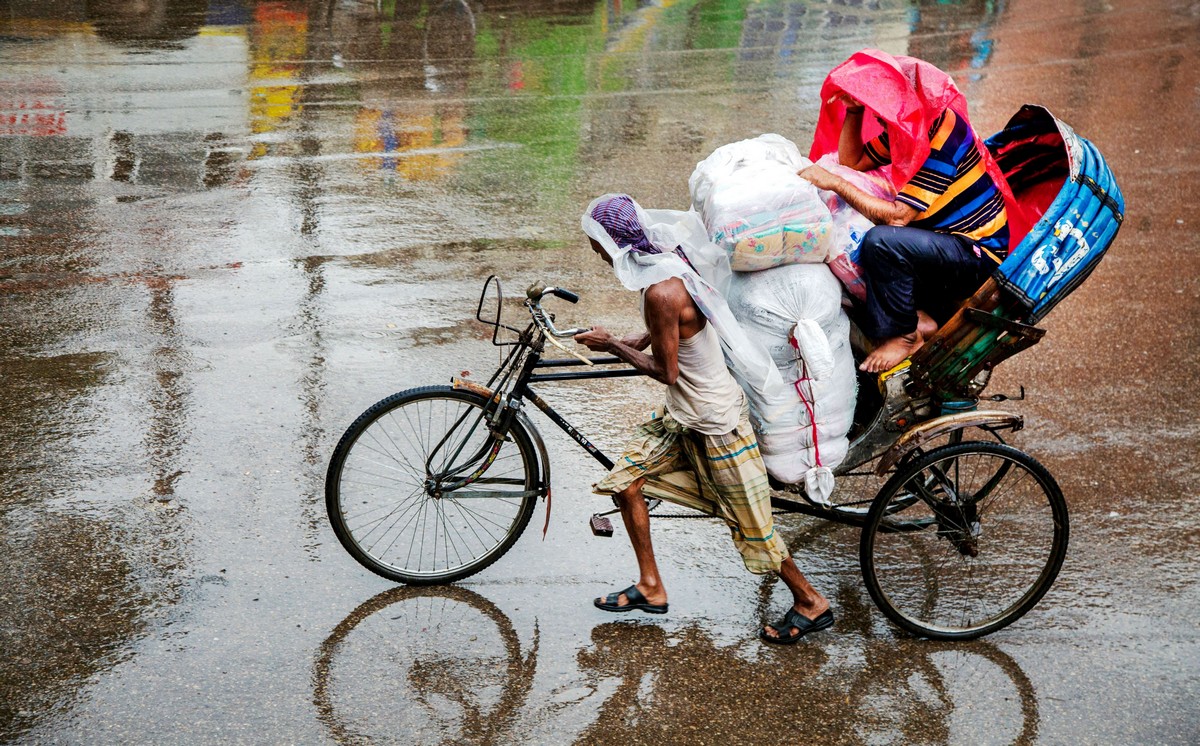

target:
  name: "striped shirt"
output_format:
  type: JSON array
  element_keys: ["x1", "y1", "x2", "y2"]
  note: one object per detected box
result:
[{"x1": 865, "y1": 108, "x2": 1009, "y2": 258}]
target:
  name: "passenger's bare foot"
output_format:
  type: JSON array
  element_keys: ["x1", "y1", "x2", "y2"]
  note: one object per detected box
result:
[
  {"x1": 859, "y1": 332, "x2": 920, "y2": 373},
  {"x1": 915, "y1": 310, "x2": 937, "y2": 344}
]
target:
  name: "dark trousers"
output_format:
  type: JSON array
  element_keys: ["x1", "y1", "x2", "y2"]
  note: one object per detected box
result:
[{"x1": 858, "y1": 225, "x2": 993, "y2": 339}]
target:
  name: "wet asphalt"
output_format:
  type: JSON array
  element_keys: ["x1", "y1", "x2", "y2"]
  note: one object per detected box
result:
[{"x1": 1, "y1": 0, "x2": 1198, "y2": 744}]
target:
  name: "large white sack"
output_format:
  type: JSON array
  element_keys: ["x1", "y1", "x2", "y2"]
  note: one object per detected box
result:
[
  {"x1": 726, "y1": 263, "x2": 857, "y2": 505},
  {"x1": 690, "y1": 135, "x2": 836, "y2": 272}
]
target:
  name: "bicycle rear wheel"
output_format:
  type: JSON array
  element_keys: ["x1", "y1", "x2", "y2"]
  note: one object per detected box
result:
[
  {"x1": 326, "y1": 386, "x2": 539, "y2": 584},
  {"x1": 860, "y1": 441, "x2": 1068, "y2": 640}
]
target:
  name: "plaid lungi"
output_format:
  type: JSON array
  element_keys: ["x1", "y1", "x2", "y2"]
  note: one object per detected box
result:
[{"x1": 593, "y1": 404, "x2": 788, "y2": 574}]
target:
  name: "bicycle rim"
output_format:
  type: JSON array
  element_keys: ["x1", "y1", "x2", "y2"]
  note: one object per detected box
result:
[
  {"x1": 861, "y1": 441, "x2": 1068, "y2": 639},
  {"x1": 327, "y1": 387, "x2": 538, "y2": 584}
]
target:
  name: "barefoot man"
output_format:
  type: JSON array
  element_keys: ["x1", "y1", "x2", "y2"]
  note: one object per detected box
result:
[
  {"x1": 799, "y1": 89, "x2": 1010, "y2": 373},
  {"x1": 575, "y1": 194, "x2": 832, "y2": 644}
]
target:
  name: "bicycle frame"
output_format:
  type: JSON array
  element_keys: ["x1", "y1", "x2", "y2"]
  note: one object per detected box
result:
[
  {"x1": 446, "y1": 276, "x2": 1026, "y2": 530},
  {"x1": 453, "y1": 350, "x2": 872, "y2": 526}
]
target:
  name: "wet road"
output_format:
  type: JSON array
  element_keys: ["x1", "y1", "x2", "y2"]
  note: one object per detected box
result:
[{"x1": 1, "y1": 0, "x2": 1197, "y2": 743}]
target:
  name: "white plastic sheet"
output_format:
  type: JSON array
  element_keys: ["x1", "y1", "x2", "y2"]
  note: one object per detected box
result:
[{"x1": 580, "y1": 195, "x2": 789, "y2": 417}]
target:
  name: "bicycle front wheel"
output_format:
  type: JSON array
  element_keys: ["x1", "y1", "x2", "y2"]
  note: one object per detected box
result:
[
  {"x1": 860, "y1": 441, "x2": 1069, "y2": 640},
  {"x1": 326, "y1": 386, "x2": 539, "y2": 585}
]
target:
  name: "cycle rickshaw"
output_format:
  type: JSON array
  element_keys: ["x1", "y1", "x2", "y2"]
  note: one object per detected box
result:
[{"x1": 325, "y1": 105, "x2": 1123, "y2": 640}]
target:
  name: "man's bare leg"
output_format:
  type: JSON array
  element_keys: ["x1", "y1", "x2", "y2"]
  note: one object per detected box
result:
[
  {"x1": 915, "y1": 310, "x2": 937, "y2": 343},
  {"x1": 761, "y1": 557, "x2": 831, "y2": 639},
  {"x1": 595, "y1": 477, "x2": 668, "y2": 608}
]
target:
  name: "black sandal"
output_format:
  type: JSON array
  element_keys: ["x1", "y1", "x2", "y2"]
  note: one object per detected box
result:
[
  {"x1": 594, "y1": 584, "x2": 668, "y2": 614},
  {"x1": 758, "y1": 608, "x2": 834, "y2": 645}
]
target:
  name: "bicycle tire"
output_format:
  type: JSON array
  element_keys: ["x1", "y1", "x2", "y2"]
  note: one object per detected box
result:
[
  {"x1": 326, "y1": 386, "x2": 539, "y2": 585},
  {"x1": 859, "y1": 441, "x2": 1069, "y2": 640}
]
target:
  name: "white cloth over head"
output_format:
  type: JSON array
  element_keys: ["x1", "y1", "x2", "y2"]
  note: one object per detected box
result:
[{"x1": 581, "y1": 194, "x2": 789, "y2": 422}]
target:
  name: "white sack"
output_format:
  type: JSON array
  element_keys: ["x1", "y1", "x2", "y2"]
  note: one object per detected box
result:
[
  {"x1": 690, "y1": 135, "x2": 836, "y2": 272},
  {"x1": 726, "y1": 263, "x2": 857, "y2": 505}
]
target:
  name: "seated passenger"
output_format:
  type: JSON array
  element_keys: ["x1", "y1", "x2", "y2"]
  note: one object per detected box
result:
[{"x1": 800, "y1": 90, "x2": 1010, "y2": 373}]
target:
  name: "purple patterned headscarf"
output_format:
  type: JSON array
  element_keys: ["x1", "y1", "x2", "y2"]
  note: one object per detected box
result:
[{"x1": 590, "y1": 195, "x2": 695, "y2": 269}]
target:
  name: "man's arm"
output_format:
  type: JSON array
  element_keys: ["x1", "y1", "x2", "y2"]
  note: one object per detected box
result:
[
  {"x1": 798, "y1": 164, "x2": 920, "y2": 227},
  {"x1": 837, "y1": 106, "x2": 878, "y2": 172},
  {"x1": 619, "y1": 331, "x2": 652, "y2": 351},
  {"x1": 574, "y1": 285, "x2": 682, "y2": 386}
]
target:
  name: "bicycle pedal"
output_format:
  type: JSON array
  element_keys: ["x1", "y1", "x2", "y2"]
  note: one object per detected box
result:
[{"x1": 589, "y1": 514, "x2": 614, "y2": 537}]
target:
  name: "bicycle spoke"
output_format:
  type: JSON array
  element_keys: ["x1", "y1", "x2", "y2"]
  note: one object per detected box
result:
[
  {"x1": 864, "y1": 443, "x2": 1067, "y2": 638},
  {"x1": 328, "y1": 390, "x2": 537, "y2": 582},
  {"x1": 345, "y1": 487, "x2": 425, "y2": 536}
]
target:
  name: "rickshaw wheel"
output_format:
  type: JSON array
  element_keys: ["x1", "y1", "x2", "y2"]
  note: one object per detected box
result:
[{"x1": 859, "y1": 441, "x2": 1069, "y2": 640}]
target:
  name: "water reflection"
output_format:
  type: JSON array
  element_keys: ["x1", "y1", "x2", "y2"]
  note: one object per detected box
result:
[
  {"x1": 312, "y1": 584, "x2": 1039, "y2": 745},
  {"x1": 87, "y1": 0, "x2": 208, "y2": 50},
  {"x1": 1, "y1": 0, "x2": 1008, "y2": 209},
  {"x1": 578, "y1": 622, "x2": 1038, "y2": 745},
  {"x1": 907, "y1": 0, "x2": 1003, "y2": 76},
  {"x1": 313, "y1": 585, "x2": 538, "y2": 745},
  {"x1": 0, "y1": 511, "x2": 150, "y2": 740}
]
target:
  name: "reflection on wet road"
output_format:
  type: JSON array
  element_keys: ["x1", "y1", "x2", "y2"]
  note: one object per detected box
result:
[
  {"x1": 1, "y1": 0, "x2": 1197, "y2": 743},
  {"x1": 313, "y1": 584, "x2": 1039, "y2": 745}
]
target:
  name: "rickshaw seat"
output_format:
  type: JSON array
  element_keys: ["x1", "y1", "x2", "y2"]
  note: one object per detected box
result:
[{"x1": 907, "y1": 105, "x2": 1125, "y2": 400}]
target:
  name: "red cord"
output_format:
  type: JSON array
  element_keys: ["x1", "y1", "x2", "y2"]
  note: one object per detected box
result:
[{"x1": 789, "y1": 337, "x2": 822, "y2": 467}]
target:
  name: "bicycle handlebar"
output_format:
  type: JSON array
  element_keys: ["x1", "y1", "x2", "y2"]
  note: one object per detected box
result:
[
  {"x1": 549, "y1": 287, "x2": 579, "y2": 304},
  {"x1": 525, "y1": 282, "x2": 588, "y2": 338}
]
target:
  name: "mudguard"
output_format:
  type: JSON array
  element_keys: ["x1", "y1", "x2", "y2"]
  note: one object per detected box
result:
[{"x1": 876, "y1": 410, "x2": 1024, "y2": 475}]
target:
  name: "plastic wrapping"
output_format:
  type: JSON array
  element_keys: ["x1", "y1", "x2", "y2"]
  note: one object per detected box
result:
[
  {"x1": 725, "y1": 264, "x2": 857, "y2": 505},
  {"x1": 580, "y1": 195, "x2": 788, "y2": 417},
  {"x1": 690, "y1": 135, "x2": 835, "y2": 272},
  {"x1": 813, "y1": 153, "x2": 897, "y2": 301},
  {"x1": 809, "y1": 48, "x2": 1032, "y2": 251}
]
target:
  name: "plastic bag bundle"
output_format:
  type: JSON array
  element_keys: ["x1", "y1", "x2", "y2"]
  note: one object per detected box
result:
[
  {"x1": 813, "y1": 154, "x2": 898, "y2": 301},
  {"x1": 690, "y1": 135, "x2": 835, "y2": 272},
  {"x1": 725, "y1": 264, "x2": 857, "y2": 505}
]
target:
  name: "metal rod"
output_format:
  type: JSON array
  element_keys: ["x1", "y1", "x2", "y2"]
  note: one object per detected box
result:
[
  {"x1": 529, "y1": 369, "x2": 644, "y2": 382},
  {"x1": 535, "y1": 356, "x2": 624, "y2": 368},
  {"x1": 768, "y1": 495, "x2": 868, "y2": 527},
  {"x1": 523, "y1": 388, "x2": 615, "y2": 470}
]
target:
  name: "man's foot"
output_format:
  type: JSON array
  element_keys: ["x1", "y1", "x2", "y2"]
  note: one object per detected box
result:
[
  {"x1": 915, "y1": 310, "x2": 938, "y2": 345},
  {"x1": 859, "y1": 332, "x2": 920, "y2": 373},
  {"x1": 594, "y1": 584, "x2": 668, "y2": 614},
  {"x1": 759, "y1": 606, "x2": 834, "y2": 645}
]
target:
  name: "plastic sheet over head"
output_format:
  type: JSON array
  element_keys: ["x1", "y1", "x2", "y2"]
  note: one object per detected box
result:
[
  {"x1": 809, "y1": 48, "x2": 1032, "y2": 250},
  {"x1": 581, "y1": 193, "x2": 787, "y2": 408}
]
